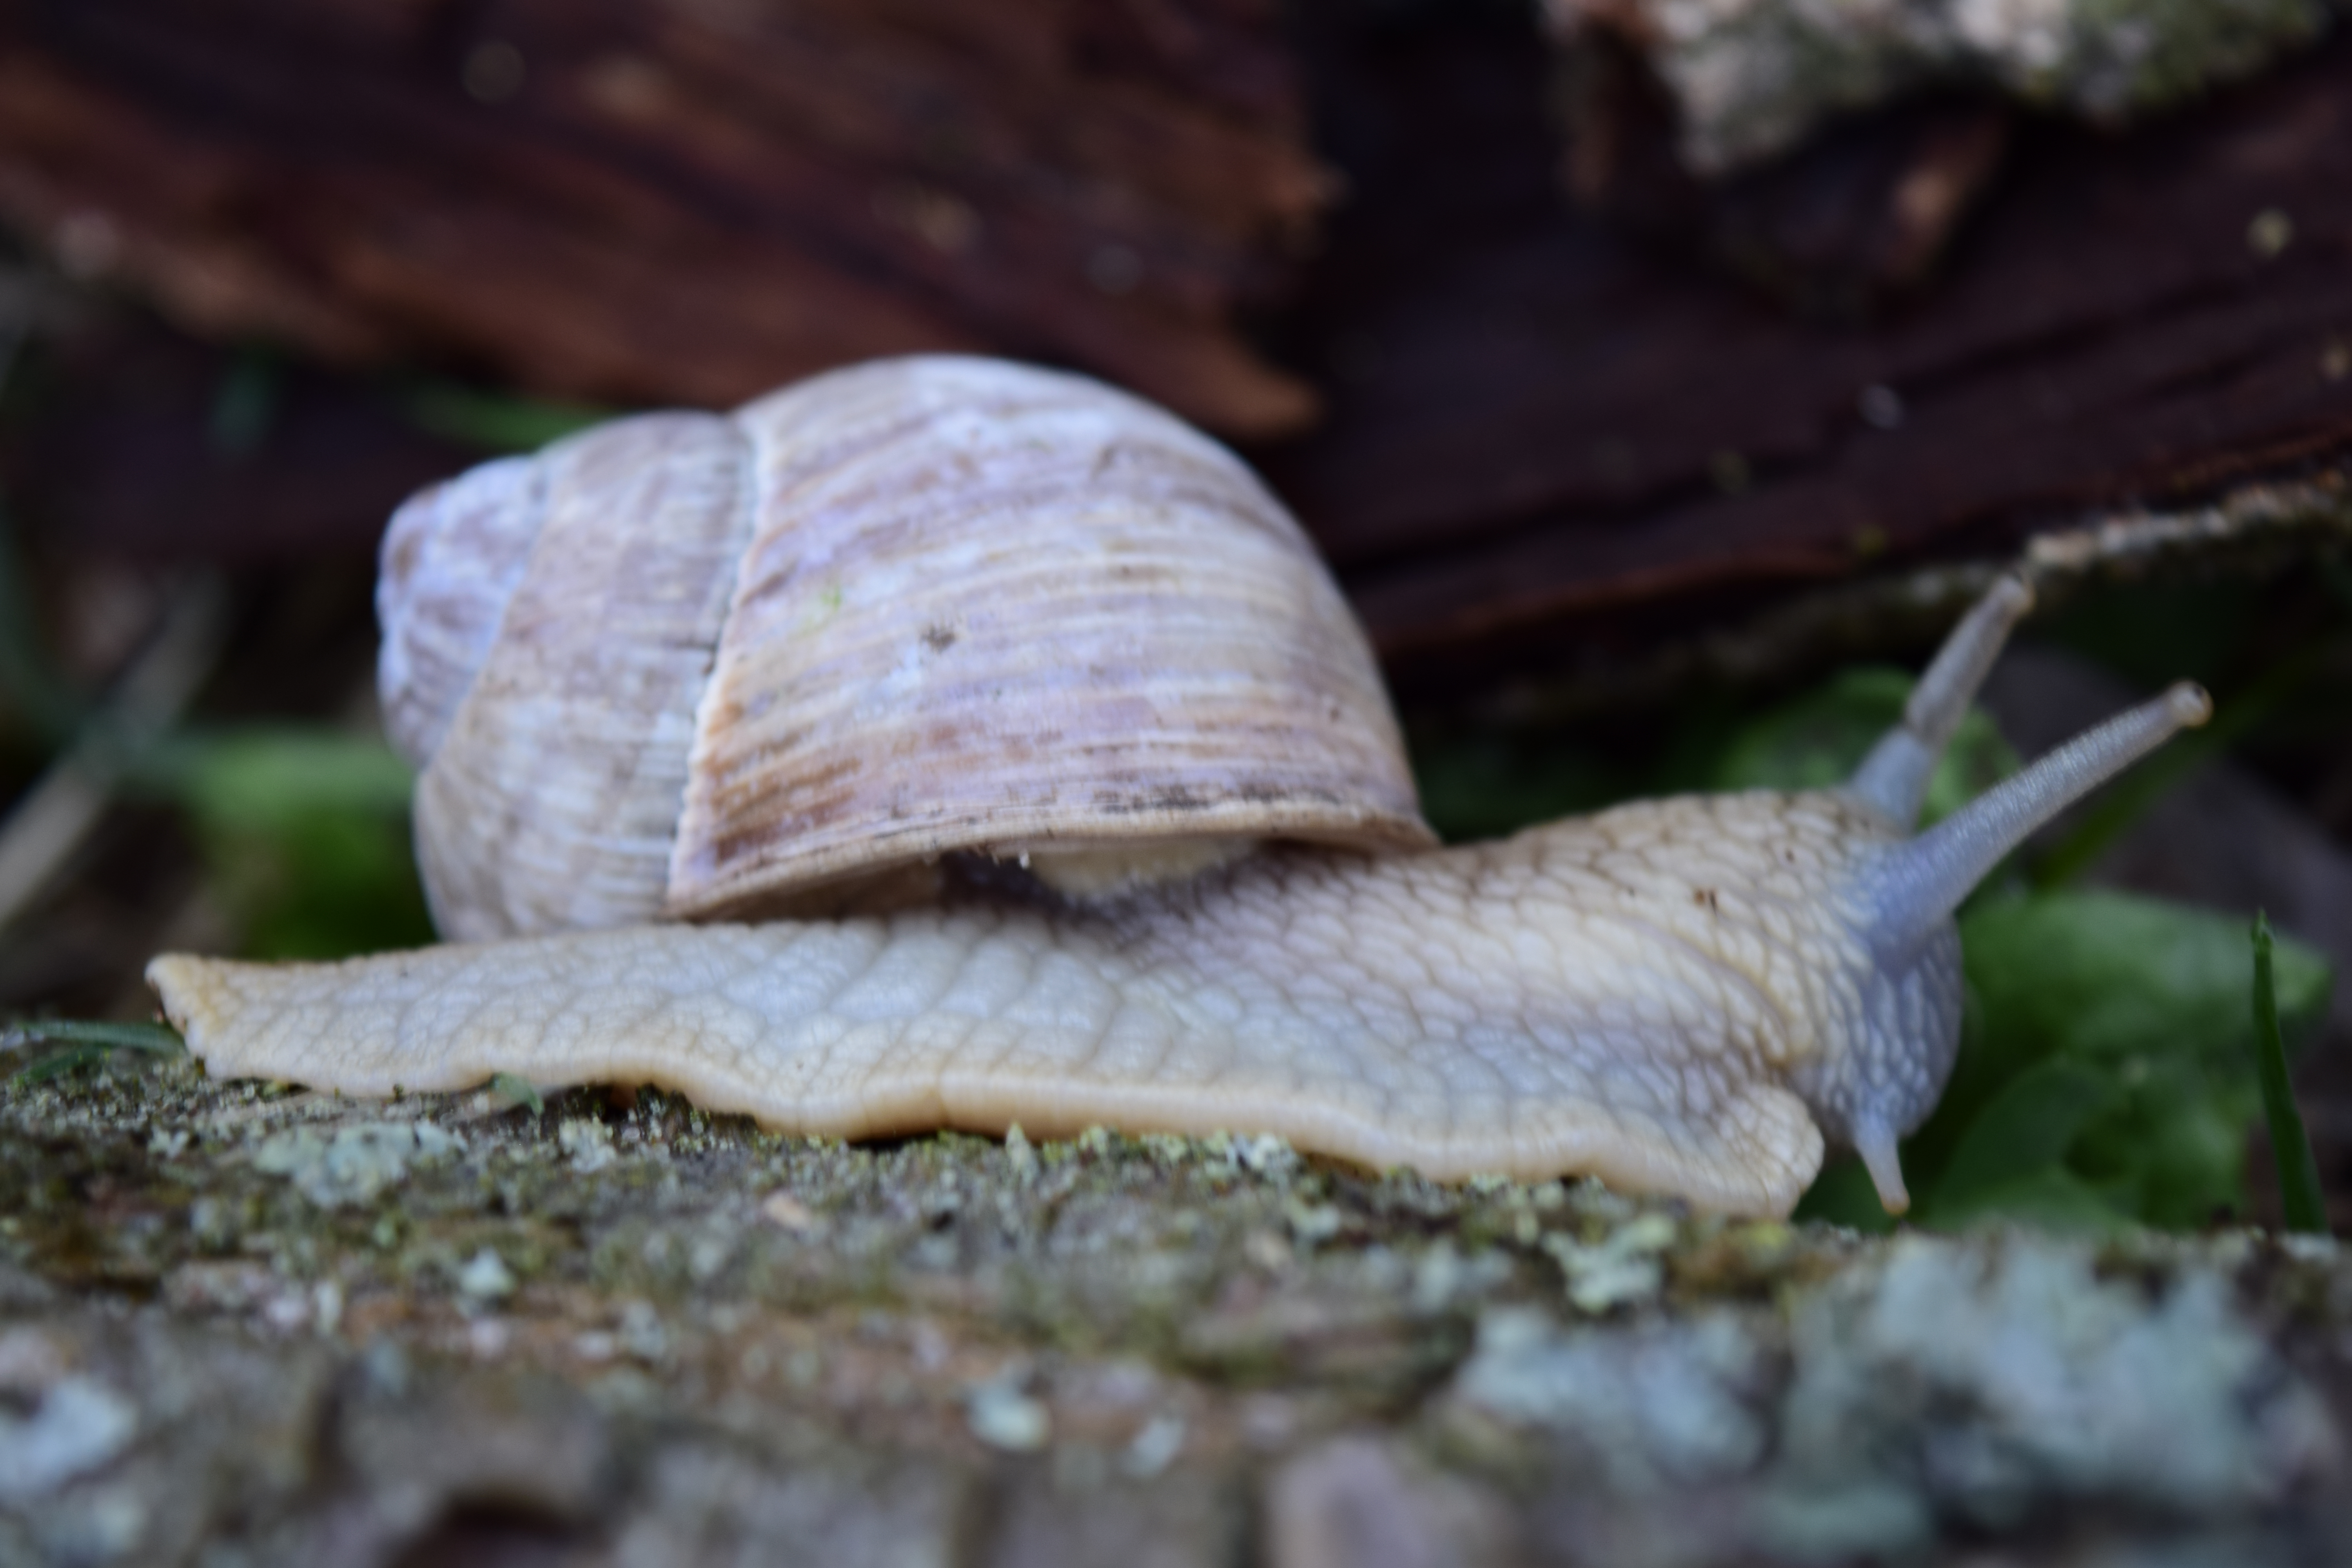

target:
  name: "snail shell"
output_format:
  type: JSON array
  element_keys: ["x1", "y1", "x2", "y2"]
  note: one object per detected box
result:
[
  {"x1": 380, "y1": 356, "x2": 1435, "y2": 942},
  {"x1": 150, "y1": 361, "x2": 2215, "y2": 1216}
]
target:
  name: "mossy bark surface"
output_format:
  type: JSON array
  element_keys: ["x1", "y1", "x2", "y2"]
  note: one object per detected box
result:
[{"x1": 2, "y1": 1057, "x2": 2346, "y2": 1565}]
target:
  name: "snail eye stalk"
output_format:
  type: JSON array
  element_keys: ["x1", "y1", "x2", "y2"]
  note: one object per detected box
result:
[
  {"x1": 1847, "y1": 573, "x2": 2034, "y2": 831},
  {"x1": 1842, "y1": 567, "x2": 2213, "y2": 958},
  {"x1": 1823, "y1": 574, "x2": 2210, "y2": 1218},
  {"x1": 1861, "y1": 681, "x2": 2211, "y2": 958}
]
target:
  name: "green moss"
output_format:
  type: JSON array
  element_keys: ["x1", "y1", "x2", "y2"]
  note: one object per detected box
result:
[{"x1": 1649, "y1": 0, "x2": 2337, "y2": 172}]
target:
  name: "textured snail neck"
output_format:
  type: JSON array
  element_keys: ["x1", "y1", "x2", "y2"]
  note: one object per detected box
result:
[
  {"x1": 1805, "y1": 676, "x2": 2213, "y2": 1214},
  {"x1": 151, "y1": 797, "x2": 1899, "y2": 1216}
]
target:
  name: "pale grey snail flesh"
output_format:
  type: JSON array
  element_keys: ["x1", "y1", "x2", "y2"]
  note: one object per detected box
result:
[{"x1": 148, "y1": 356, "x2": 2210, "y2": 1218}]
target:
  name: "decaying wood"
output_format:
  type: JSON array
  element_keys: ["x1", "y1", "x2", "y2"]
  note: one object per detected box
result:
[
  {"x1": 1556, "y1": 38, "x2": 2017, "y2": 317},
  {"x1": 0, "y1": 0, "x2": 1328, "y2": 439},
  {"x1": 3, "y1": 4, "x2": 2350, "y2": 686},
  {"x1": 1, "y1": 1064, "x2": 2345, "y2": 1564},
  {"x1": 1274, "y1": 15, "x2": 2352, "y2": 673}
]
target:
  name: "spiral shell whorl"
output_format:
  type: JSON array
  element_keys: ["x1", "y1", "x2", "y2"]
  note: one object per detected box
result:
[
  {"x1": 670, "y1": 357, "x2": 1431, "y2": 917},
  {"x1": 376, "y1": 454, "x2": 545, "y2": 771},
  {"x1": 414, "y1": 413, "x2": 751, "y2": 940},
  {"x1": 389, "y1": 355, "x2": 1433, "y2": 940}
]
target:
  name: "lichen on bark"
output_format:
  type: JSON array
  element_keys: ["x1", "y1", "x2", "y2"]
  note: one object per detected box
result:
[
  {"x1": 1, "y1": 1053, "x2": 2346, "y2": 1564},
  {"x1": 1548, "y1": 0, "x2": 2343, "y2": 173}
]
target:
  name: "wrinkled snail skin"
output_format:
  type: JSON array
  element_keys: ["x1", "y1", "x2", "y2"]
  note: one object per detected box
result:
[
  {"x1": 153, "y1": 795, "x2": 1891, "y2": 1216},
  {"x1": 143, "y1": 358, "x2": 2215, "y2": 1219}
]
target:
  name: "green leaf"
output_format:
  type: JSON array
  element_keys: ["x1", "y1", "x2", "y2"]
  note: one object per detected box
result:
[
  {"x1": 3, "y1": 1018, "x2": 186, "y2": 1083},
  {"x1": 1972, "y1": 889, "x2": 2332, "y2": 1230},
  {"x1": 489, "y1": 1073, "x2": 546, "y2": 1116},
  {"x1": 15, "y1": 1044, "x2": 113, "y2": 1083},
  {"x1": 1926, "y1": 1055, "x2": 2122, "y2": 1216},
  {"x1": 0, "y1": 1018, "x2": 185, "y2": 1057},
  {"x1": 1791, "y1": 1154, "x2": 1900, "y2": 1234},
  {"x1": 151, "y1": 730, "x2": 416, "y2": 829},
  {"x1": 1924, "y1": 1167, "x2": 2130, "y2": 1235},
  {"x1": 202, "y1": 808, "x2": 437, "y2": 962},
  {"x1": 1411, "y1": 730, "x2": 1631, "y2": 843},
  {"x1": 1704, "y1": 668, "x2": 2016, "y2": 826},
  {"x1": 401, "y1": 381, "x2": 610, "y2": 454},
  {"x1": 1961, "y1": 891, "x2": 2329, "y2": 1068},
  {"x1": 132, "y1": 729, "x2": 436, "y2": 962},
  {"x1": 1929, "y1": 1053, "x2": 2136, "y2": 1222},
  {"x1": 1708, "y1": 668, "x2": 1907, "y2": 793},
  {"x1": 1412, "y1": 664, "x2": 2015, "y2": 847},
  {"x1": 1800, "y1": 889, "x2": 2334, "y2": 1233}
]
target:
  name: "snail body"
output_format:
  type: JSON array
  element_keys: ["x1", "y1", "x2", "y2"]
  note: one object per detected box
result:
[
  {"x1": 156, "y1": 791, "x2": 1929, "y2": 1214},
  {"x1": 148, "y1": 357, "x2": 2209, "y2": 1217}
]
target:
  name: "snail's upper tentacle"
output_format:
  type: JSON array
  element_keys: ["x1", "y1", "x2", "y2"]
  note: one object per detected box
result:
[
  {"x1": 1858, "y1": 681, "x2": 2212, "y2": 962},
  {"x1": 1847, "y1": 573, "x2": 2034, "y2": 829}
]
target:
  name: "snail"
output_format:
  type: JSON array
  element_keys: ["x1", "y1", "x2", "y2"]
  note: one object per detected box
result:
[{"x1": 146, "y1": 356, "x2": 2209, "y2": 1218}]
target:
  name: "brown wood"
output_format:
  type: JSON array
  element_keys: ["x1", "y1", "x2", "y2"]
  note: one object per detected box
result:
[
  {"x1": 0, "y1": 0, "x2": 1328, "y2": 439},
  {"x1": 2, "y1": 2, "x2": 2348, "y2": 682},
  {"x1": 1271, "y1": 12, "x2": 2352, "y2": 670}
]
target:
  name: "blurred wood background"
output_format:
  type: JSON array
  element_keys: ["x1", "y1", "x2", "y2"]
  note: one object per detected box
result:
[
  {"x1": 0, "y1": 0, "x2": 2347, "y2": 681},
  {"x1": 1, "y1": 22, "x2": 2350, "y2": 1561}
]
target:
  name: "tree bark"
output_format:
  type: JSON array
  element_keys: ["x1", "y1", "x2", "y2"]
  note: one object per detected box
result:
[{"x1": 1, "y1": 1065, "x2": 2345, "y2": 1564}]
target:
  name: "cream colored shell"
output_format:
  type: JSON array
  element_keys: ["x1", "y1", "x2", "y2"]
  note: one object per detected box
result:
[{"x1": 379, "y1": 356, "x2": 1436, "y2": 942}]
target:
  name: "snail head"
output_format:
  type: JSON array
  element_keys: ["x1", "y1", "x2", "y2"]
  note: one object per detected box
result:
[{"x1": 1800, "y1": 575, "x2": 2210, "y2": 1211}]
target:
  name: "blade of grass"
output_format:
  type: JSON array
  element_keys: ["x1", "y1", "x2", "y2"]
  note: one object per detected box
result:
[
  {"x1": 4, "y1": 1017, "x2": 185, "y2": 1084},
  {"x1": 399, "y1": 381, "x2": 610, "y2": 454},
  {"x1": 488, "y1": 1073, "x2": 545, "y2": 1115},
  {"x1": 16, "y1": 1044, "x2": 115, "y2": 1082},
  {"x1": 2251, "y1": 911, "x2": 2328, "y2": 1235},
  {"x1": 1, "y1": 1018, "x2": 187, "y2": 1057}
]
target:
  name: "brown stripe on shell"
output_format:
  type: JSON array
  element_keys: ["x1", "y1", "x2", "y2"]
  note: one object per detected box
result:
[
  {"x1": 416, "y1": 412, "x2": 753, "y2": 939},
  {"x1": 376, "y1": 454, "x2": 546, "y2": 770},
  {"x1": 666, "y1": 356, "x2": 1432, "y2": 920}
]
